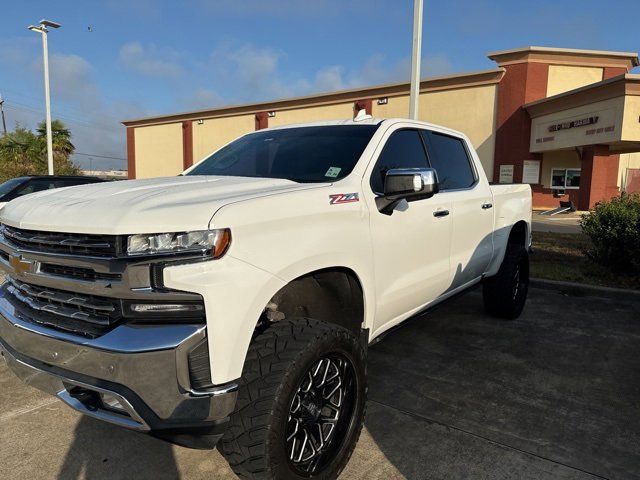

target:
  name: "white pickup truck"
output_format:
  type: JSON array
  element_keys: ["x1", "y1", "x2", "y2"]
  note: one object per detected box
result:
[{"x1": 0, "y1": 117, "x2": 531, "y2": 479}]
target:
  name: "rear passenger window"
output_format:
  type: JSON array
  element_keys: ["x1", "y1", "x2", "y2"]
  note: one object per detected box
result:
[
  {"x1": 370, "y1": 129, "x2": 429, "y2": 194},
  {"x1": 422, "y1": 131, "x2": 475, "y2": 190}
]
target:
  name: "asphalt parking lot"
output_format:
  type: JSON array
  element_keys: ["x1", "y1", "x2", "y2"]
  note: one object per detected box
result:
[{"x1": 1, "y1": 286, "x2": 639, "y2": 480}]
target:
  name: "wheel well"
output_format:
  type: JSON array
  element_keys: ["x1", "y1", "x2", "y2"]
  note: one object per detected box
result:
[
  {"x1": 262, "y1": 268, "x2": 365, "y2": 335},
  {"x1": 508, "y1": 220, "x2": 528, "y2": 247}
]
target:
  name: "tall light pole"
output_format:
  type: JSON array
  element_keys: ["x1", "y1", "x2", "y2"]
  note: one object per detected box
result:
[
  {"x1": 0, "y1": 94, "x2": 7, "y2": 135},
  {"x1": 409, "y1": 0, "x2": 423, "y2": 120},
  {"x1": 28, "y1": 19, "x2": 61, "y2": 176}
]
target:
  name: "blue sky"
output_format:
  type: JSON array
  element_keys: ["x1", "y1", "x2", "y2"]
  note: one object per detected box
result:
[{"x1": 1, "y1": 0, "x2": 638, "y2": 170}]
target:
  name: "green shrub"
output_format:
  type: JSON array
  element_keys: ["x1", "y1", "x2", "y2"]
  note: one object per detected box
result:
[{"x1": 579, "y1": 194, "x2": 640, "y2": 275}]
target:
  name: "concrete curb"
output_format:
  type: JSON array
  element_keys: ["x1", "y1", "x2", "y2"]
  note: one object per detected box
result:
[{"x1": 530, "y1": 277, "x2": 640, "y2": 301}]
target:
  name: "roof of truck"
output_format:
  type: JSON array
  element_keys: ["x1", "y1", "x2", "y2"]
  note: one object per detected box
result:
[{"x1": 259, "y1": 117, "x2": 468, "y2": 140}]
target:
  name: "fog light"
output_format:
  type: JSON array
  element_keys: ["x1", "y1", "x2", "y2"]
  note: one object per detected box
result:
[{"x1": 130, "y1": 303, "x2": 204, "y2": 313}]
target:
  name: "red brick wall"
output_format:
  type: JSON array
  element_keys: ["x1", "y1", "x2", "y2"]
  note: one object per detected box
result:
[
  {"x1": 354, "y1": 99, "x2": 372, "y2": 116},
  {"x1": 255, "y1": 112, "x2": 268, "y2": 130},
  {"x1": 531, "y1": 185, "x2": 581, "y2": 209},
  {"x1": 578, "y1": 145, "x2": 620, "y2": 210},
  {"x1": 603, "y1": 67, "x2": 627, "y2": 79},
  {"x1": 626, "y1": 169, "x2": 640, "y2": 194},
  {"x1": 493, "y1": 62, "x2": 549, "y2": 184},
  {"x1": 126, "y1": 127, "x2": 136, "y2": 179},
  {"x1": 182, "y1": 121, "x2": 193, "y2": 170}
]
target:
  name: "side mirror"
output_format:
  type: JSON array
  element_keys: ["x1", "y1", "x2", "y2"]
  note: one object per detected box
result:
[{"x1": 376, "y1": 168, "x2": 439, "y2": 215}]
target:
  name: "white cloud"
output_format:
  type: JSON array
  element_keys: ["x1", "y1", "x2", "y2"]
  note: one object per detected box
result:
[
  {"x1": 181, "y1": 43, "x2": 456, "y2": 108},
  {"x1": 312, "y1": 65, "x2": 348, "y2": 92},
  {"x1": 119, "y1": 42, "x2": 184, "y2": 79},
  {"x1": 48, "y1": 54, "x2": 99, "y2": 104},
  {"x1": 207, "y1": 43, "x2": 290, "y2": 99}
]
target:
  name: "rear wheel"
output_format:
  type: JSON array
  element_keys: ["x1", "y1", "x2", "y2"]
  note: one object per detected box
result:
[
  {"x1": 219, "y1": 318, "x2": 367, "y2": 480},
  {"x1": 483, "y1": 244, "x2": 529, "y2": 319}
]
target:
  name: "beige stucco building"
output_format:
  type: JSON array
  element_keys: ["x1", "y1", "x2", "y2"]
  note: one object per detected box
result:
[{"x1": 123, "y1": 46, "x2": 640, "y2": 210}]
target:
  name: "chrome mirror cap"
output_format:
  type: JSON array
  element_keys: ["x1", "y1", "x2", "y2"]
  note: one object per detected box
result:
[{"x1": 376, "y1": 168, "x2": 439, "y2": 215}]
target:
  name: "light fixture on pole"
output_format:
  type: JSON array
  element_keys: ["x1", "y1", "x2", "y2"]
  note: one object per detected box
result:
[
  {"x1": 28, "y1": 19, "x2": 61, "y2": 176},
  {"x1": 409, "y1": 0, "x2": 423, "y2": 120}
]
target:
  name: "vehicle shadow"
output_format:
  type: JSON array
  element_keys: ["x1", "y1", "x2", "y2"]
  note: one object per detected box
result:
[
  {"x1": 57, "y1": 416, "x2": 181, "y2": 480},
  {"x1": 358, "y1": 222, "x2": 561, "y2": 479},
  {"x1": 362, "y1": 286, "x2": 640, "y2": 480}
]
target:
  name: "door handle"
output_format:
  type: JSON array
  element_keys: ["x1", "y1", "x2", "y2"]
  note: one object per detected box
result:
[
  {"x1": 481, "y1": 202, "x2": 493, "y2": 209},
  {"x1": 433, "y1": 209, "x2": 450, "y2": 218}
]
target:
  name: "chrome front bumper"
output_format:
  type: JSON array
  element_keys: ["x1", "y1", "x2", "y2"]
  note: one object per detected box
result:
[{"x1": 0, "y1": 289, "x2": 237, "y2": 433}]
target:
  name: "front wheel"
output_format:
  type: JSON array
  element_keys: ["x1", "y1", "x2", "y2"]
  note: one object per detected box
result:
[
  {"x1": 220, "y1": 318, "x2": 367, "y2": 480},
  {"x1": 483, "y1": 244, "x2": 529, "y2": 319}
]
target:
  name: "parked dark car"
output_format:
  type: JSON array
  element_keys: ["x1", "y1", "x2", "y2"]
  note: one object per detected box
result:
[{"x1": 0, "y1": 176, "x2": 106, "y2": 209}]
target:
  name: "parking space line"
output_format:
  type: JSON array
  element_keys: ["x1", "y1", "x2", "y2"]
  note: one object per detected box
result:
[
  {"x1": 0, "y1": 398, "x2": 59, "y2": 422},
  {"x1": 368, "y1": 398, "x2": 608, "y2": 480}
]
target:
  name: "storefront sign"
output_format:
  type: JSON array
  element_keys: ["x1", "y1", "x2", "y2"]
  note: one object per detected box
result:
[
  {"x1": 548, "y1": 116, "x2": 598, "y2": 132},
  {"x1": 522, "y1": 160, "x2": 540, "y2": 184},
  {"x1": 499, "y1": 165, "x2": 514, "y2": 184}
]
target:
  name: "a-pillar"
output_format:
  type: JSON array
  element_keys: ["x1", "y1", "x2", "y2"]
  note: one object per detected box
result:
[{"x1": 578, "y1": 145, "x2": 620, "y2": 210}]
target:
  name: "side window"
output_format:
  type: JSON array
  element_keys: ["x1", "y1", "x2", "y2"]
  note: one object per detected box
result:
[
  {"x1": 422, "y1": 131, "x2": 476, "y2": 190},
  {"x1": 370, "y1": 129, "x2": 429, "y2": 194}
]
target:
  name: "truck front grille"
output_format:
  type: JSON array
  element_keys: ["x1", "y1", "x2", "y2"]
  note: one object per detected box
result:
[
  {"x1": 2, "y1": 225, "x2": 119, "y2": 257},
  {"x1": 39, "y1": 263, "x2": 122, "y2": 282},
  {"x1": 3, "y1": 277, "x2": 122, "y2": 338}
]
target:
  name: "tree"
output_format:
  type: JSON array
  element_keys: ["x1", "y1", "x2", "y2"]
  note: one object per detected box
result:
[
  {"x1": 36, "y1": 120, "x2": 75, "y2": 158},
  {"x1": 0, "y1": 120, "x2": 80, "y2": 182}
]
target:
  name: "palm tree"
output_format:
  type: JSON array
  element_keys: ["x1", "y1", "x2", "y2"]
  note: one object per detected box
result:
[
  {"x1": 0, "y1": 120, "x2": 80, "y2": 182},
  {"x1": 35, "y1": 119, "x2": 80, "y2": 175},
  {"x1": 0, "y1": 127, "x2": 42, "y2": 181},
  {"x1": 36, "y1": 119, "x2": 75, "y2": 158}
]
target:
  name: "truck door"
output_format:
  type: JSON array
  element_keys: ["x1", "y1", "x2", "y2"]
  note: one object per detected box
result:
[
  {"x1": 421, "y1": 129, "x2": 494, "y2": 289},
  {"x1": 366, "y1": 126, "x2": 452, "y2": 332}
]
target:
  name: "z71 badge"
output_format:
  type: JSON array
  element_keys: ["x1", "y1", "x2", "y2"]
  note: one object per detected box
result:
[{"x1": 329, "y1": 193, "x2": 359, "y2": 205}]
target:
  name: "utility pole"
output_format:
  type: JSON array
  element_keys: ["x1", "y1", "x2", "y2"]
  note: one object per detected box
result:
[
  {"x1": 409, "y1": 0, "x2": 423, "y2": 120},
  {"x1": 0, "y1": 94, "x2": 7, "y2": 135},
  {"x1": 28, "y1": 19, "x2": 61, "y2": 175}
]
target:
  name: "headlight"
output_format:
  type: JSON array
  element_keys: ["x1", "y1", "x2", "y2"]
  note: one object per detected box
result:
[{"x1": 126, "y1": 229, "x2": 231, "y2": 257}]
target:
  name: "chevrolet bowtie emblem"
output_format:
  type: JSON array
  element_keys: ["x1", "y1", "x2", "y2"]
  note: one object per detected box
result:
[{"x1": 9, "y1": 254, "x2": 35, "y2": 275}]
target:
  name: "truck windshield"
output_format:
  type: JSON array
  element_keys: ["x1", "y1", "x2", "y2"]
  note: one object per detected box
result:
[{"x1": 187, "y1": 125, "x2": 378, "y2": 183}]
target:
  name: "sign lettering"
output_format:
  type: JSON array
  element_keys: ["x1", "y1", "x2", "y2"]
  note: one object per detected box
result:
[{"x1": 548, "y1": 116, "x2": 599, "y2": 132}]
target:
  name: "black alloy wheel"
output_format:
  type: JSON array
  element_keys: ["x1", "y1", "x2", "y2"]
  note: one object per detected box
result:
[
  {"x1": 483, "y1": 243, "x2": 529, "y2": 319},
  {"x1": 285, "y1": 354, "x2": 357, "y2": 475}
]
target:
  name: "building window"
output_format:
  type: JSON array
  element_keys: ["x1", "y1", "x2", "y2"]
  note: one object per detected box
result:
[{"x1": 551, "y1": 168, "x2": 581, "y2": 189}]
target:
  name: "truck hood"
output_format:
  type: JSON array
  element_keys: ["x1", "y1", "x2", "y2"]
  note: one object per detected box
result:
[{"x1": 0, "y1": 176, "x2": 323, "y2": 234}]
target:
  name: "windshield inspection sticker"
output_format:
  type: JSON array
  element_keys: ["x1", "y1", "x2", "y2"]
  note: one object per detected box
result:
[
  {"x1": 325, "y1": 167, "x2": 342, "y2": 178},
  {"x1": 329, "y1": 193, "x2": 359, "y2": 205}
]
